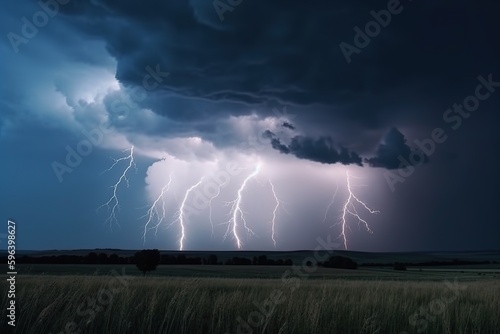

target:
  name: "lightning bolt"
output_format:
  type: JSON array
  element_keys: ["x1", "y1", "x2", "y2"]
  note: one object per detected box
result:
[
  {"x1": 223, "y1": 163, "x2": 261, "y2": 249},
  {"x1": 140, "y1": 174, "x2": 173, "y2": 243},
  {"x1": 336, "y1": 170, "x2": 379, "y2": 250},
  {"x1": 174, "y1": 176, "x2": 205, "y2": 251},
  {"x1": 323, "y1": 183, "x2": 339, "y2": 223},
  {"x1": 98, "y1": 146, "x2": 136, "y2": 229},
  {"x1": 208, "y1": 181, "x2": 226, "y2": 238},
  {"x1": 268, "y1": 179, "x2": 280, "y2": 248}
]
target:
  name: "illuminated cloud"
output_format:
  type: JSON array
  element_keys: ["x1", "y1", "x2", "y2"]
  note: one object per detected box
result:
[{"x1": 1, "y1": 0, "x2": 499, "y2": 252}]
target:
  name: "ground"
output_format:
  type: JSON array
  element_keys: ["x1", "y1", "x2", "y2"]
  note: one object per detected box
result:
[{"x1": 1, "y1": 250, "x2": 499, "y2": 333}]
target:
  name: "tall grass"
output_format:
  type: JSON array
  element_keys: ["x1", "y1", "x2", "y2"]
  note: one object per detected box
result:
[{"x1": 1, "y1": 275, "x2": 498, "y2": 333}]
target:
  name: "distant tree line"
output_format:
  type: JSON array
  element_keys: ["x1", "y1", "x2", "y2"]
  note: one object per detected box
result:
[
  {"x1": 226, "y1": 255, "x2": 293, "y2": 266},
  {"x1": 319, "y1": 255, "x2": 358, "y2": 269},
  {"x1": 2, "y1": 252, "x2": 365, "y2": 270},
  {"x1": 9, "y1": 253, "x2": 131, "y2": 265},
  {"x1": 22, "y1": 252, "x2": 483, "y2": 272},
  {"x1": 2, "y1": 252, "x2": 294, "y2": 266},
  {"x1": 6, "y1": 253, "x2": 496, "y2": 269}
]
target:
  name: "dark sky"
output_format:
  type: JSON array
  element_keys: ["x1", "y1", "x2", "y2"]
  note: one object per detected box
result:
[{"x1": 1, "y1": 0, "x2": 499, "y2": 252}]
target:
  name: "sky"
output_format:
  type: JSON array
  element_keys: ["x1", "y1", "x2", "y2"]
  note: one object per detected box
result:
[{"x1": 1, "y1": 0, "x2": 499, "y2": 252}]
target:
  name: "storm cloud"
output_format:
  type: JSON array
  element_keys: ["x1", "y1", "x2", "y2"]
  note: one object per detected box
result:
[
  {"x1": 1, "y1": 0, "x2": 500, "y2": 252},
  {"x1": 366, "y1": 127, "x2": 428, "y2": 169},
  {"x1": 264, "y1": 131, "x2": 363, "y2": 166},
  {"x1": 53, "y1": 0, "x2": 500, "y2": 143}
]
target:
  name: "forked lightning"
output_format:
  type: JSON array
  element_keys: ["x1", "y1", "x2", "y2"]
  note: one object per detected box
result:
[
  {"x1": 223, "y1": 163, "x2": 261, "y2": 249},
  {"x1": 98, "y1": 146, "x2": 136, "y2": 229},
  {"x1": 336, "y1": 170, "x2": 379, "y2": 249},
  {"x1": 141, "y1": 174, "x2": 172, "y2": 243},
  {"x1": 174, "y1": 177, "x2": 205, "y2": 251},
  {"x1": 268, "y1": 179, "x2": 281, "y2": 248}
]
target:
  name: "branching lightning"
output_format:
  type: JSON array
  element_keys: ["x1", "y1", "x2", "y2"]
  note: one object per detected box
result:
[
  {"x1": 208, "y1": 181, "x2": 226, "y2": 238},
  {"x1": 223, "y1": 163, "x2": 262, "y2": 249},
  {"x1": 98, "y1": 146, "x2": 136, "y2": 228},
  {"x1": 322, "y1": 183, "x2": 339, "y2": 223},
  {"x1": 95, "y1": 145, "x2": 380, "y2": 251},
  {"x1": 335, "y1": 170, "x2": 380, "y2": 249},
  {"x1": 140, "y1": 174, "x2": 172, "y2": 243},
  {"x1": 174, "y1": 177, "x2": 205, "y2": 251},
  {"x1": 268, "y1": 179, "x2": 281, "y2": 248}
]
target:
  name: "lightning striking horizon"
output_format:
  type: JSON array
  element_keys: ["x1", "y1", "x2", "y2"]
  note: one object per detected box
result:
[
  {"x1": 98, "y1": 146, "x2": 136, "y2": 229},
  {"x1": 268, "y1": 179, "x2": 280, "y2": 248},
  {"x1": 335, "y1": 170, "x2": 380, "y2": 249},
  {"x1": 136, "y1": 160, "x2": 377, "y2": 251},
  {"x1": 141, "y1": 174, "x2": 173, "y2": 243},
  {"x1": 223, "y1": 163, "x2": 262, "y2": 249},
  {"x1": 174, "y1": 177, "x2": 205, "y2": 251}
]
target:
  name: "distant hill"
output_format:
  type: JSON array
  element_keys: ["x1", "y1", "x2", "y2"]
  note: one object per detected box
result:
[{"x1": 4, "y1": 249, "x2": 500, "y2": 265}]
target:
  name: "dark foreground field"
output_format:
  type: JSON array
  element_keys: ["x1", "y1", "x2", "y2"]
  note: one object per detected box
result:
[
  {"x1": 2, "y1": 250, "x2": 499, "y2": 333},
  {"x1": 1, "y1": 275, "x2": 499, "y2": 334}
]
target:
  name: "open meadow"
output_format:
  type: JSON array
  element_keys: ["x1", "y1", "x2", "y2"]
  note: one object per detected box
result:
[{"x1": 1, "y1": 255, "x2": 500, "y2": 334}]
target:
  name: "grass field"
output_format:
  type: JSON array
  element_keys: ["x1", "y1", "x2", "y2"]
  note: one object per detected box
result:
[
  {"x1": 3, "y1": 250, "x2": 499, "y2": 333},
  {"x1": 13, "y1": 263, "x2": 500, "y2": 281},
  {"x1": 1, "y1": 274, "x2": 499, "y2": 334}
]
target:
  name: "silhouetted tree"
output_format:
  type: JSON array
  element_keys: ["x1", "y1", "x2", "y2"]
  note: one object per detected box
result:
[
  {"x1": 208, "y1": 254, "x2": 218, "y2": 265},
  {"x1": 323, "y1": 256, "x2": 358, "y2": 269},
  {"x1": 109, "y1": 254, "x2": 120, "y2": 264},
  {"x1": 98, "y1": 253, "x2": 108, "y2": 264},
  {"x1": 257, "y1": 255, "x2": 268, "y2": 265},
  {"x1": 394, "y1": 263, "x2": 407, "y2": 271},
  {"x1": 135, "y1": 249, "x2": 160, "y2": 276},
  {"x1": 225, "y1": 257, "x2": 252, "y2": 265},
  {"x1": 83, "y1": 252, "x2": 98, "y2": 264}
]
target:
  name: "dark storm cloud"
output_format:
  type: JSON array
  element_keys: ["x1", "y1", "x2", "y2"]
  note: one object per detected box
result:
[
  {"x1": 263, "y1": 130, "x2": 290, "y2": 153},
  {"x1": 282, "y1": 122, "x2": 295, "y2": 130},
  {"x1": 264, "y1": 126, "x2": 428, "y2": 169},
  {"x1": 9, "y1": 0, "x2": 495, "y2": 157},
  {"x1": 56, "y1": 0, "x2": 500, "y2": 134},
  {"x1": 365, "y1": 127, "x2": 428, "y2": 170},
  {"x1": 263, "y1": 130, "x2": 362, "y2": 166},
  {"x1": 2, "y1": 0, "x2": 500, "y2": 254}
]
